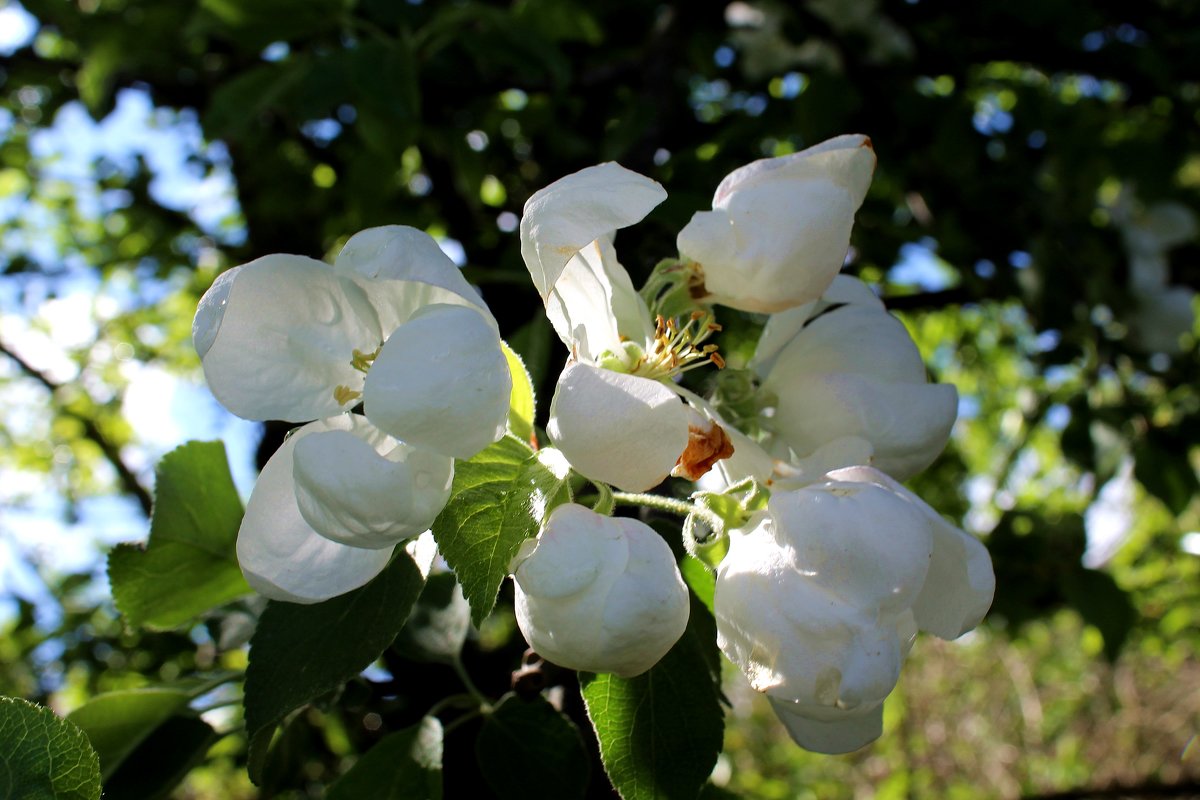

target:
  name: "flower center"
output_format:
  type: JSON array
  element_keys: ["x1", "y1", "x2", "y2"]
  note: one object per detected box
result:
[
  {"x1": 332, "y1": 344, "x2": 382, "y2": 406},
  {"x1": 627, "y1": 312, "x2": 725, "y2": 381}
]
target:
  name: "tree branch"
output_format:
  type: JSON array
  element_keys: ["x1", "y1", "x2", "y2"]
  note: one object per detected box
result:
[{"x1": 0, "y1": 338, "x2": 153, "y2": 517}]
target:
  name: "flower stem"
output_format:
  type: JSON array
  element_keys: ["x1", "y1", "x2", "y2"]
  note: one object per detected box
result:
[
  {"x1": 452, "y1": 655, "x2": 491, "y2": 712},
  {"x1": 611, "y1": 491, "x2": 694, "y2": 517}
]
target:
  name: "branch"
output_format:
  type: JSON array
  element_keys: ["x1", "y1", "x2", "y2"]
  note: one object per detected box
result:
[
  {"x1": 1022, "y1": 781, "x2": 1200, "y2": 800},
  {"x1": 0, "y1": 338, "x2": 153, "y2": 516}
]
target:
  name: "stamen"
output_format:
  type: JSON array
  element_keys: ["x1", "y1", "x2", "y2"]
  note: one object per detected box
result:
[
  {"x1": 627, "y1": 310, "x2": 726, "y2": 380},
  {"x1": 333, "y1": 385, "x2": 362, "y2": 405},
  {"x1": 350, "y1": 345, "x2": 382, "y2": 373}
]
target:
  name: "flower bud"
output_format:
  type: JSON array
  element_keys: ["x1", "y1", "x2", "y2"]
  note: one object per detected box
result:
[
  {"x1": 512, "y1": 504, "x2": 690, "y2": 678},
  {"x1": 714, "y1": 466, "x2": 993, "y2": 753},
  {"x1": 677, "y1": 134, "x2": 875, "y2": 313}
]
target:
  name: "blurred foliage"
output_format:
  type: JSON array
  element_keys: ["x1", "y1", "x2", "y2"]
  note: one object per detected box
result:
[{"x1": 1, "y1": 0, "x2": 1198, "y2": 796}]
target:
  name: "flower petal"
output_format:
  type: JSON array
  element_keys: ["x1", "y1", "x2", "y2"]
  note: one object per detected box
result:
[
  {"x1": 292, "y1": 417, "x2": 454, "y2": 549},
  {"x1": 545, "y1": 237, "x2": 656, "y2": 360},
  {"x1": 236, "y1": 419, "x2": 394, "y2": 603},
  {"x1": 827, "y1": 466, "x2": 995, "y2": 640},
  {"x1": 195, "y1": 254, "x2": 382, "y2": 422},
  {"x1": 364, "y1": 303, "x2": 511, "y2": 460},
  {"x1": 752, "y1": 275, "x2": 884, "y2": 375},
  {"x1": 768, "y1": 698, "x2": 883, "y2": 755},
  {"x1": 334, "y1": 225, "x2": 493, "y2": 334},
  {"x1": 520, "y1": 163, "x2": 666, "y2": 300},
  {"x1": 768, "y1": 373, "x2": 957, "y2": 481},
  {"x1": 546, "y1": 362, "x2": 689, "y2": 492}
]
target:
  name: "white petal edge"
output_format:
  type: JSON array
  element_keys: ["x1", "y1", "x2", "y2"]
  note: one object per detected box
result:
[
  {"x1": 768, "y1": 698, "x2": 884, "y2": 755},
  {"x1": 520, "y1": 162, "x2": 666, "y2": 300}
]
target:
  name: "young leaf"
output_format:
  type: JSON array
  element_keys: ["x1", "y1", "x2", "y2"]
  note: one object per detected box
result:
[
  {"x1": 0, "y1": 696, "x2": 102, "y2": 800},
  {"x1": 66, "y1": 688, "x2": 191, "y2": 779},
  {"x1": 476, "y1": 694, "x2": 589, "y2": 800},
  {"x1": 326, "y1": 717, "x2": 443, "y2": 800},
  {"x1": 432, "y1": 437, "x2": 572, "y2": 626},
  {"x1": 243, "y1": 551, "x2": 426, "y2": 784},
  {"x1": 108, "y1": 440, "x2": 250, "y2": 630},
  {"x1": 502, "y1": 341, "x2": 537, "y2": 446},
  {"x1": 581, "y1": 596, "x2": 724, "y2": 800}
]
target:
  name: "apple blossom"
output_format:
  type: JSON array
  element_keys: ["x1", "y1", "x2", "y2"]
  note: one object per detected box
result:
[
  {"x1": 752, "y1": 275, "x2": 957, "y2": 480},
  {"x1": 237, "y1": 414, "x2": 453, "y2": 603},
  {"x1": 714, "y1": 465, "x2": 994, "y2": 753},
  {"x1": 193, "y1": 225, "x2": 511, "y2": 460},
  {"x1": 511, "y1": 503, "x2": 690, "y2": 678},
  {"x1": 521, "y1": 164, "x2": 731, "y2": 491},
  {"x1": 677, "y1": 134, "x2": 876, "y2": 313}
]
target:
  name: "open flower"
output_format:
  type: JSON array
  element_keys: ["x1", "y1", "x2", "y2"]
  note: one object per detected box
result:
[
  {"x1": 521, "y1": 164, "x2": 731, "y2": 491},
  {"x1": 677, "y1": 134, "x2": 876, "y2": 313},
  {"x1": 751, "y1": 275, "x2": 957, "y2": 480},
  {"x1": 195, "y1": 226, "x2": 512, "y2": 601},
  {"x1": 194, "y1": 225, "x2": 511, "y2": 459},
  {"x1": 714, "y1": 465, "x2": 994, "y2": 753},
  {"x1": 511, "y1": 503, "x2": 690, "y2": 677}
]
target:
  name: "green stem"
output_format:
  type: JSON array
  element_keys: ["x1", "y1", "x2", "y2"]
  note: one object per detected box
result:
[
  {"x1": 427, "y1": 693, "x2": 479, "y2": 719},
  {"x1": 452, "y1": 655, "x2": 490, "y2": 711},
  {"x1": 612, "y1": 491, "x2": 694, "y2": 517}
]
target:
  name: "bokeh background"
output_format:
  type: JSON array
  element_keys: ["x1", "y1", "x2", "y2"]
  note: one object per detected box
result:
[{"x1": 1, "y1": 0, "x2": 1198, "y2": 797}]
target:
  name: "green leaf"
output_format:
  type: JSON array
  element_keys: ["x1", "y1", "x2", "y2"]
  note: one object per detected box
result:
[
  {"x1": 680, "y1": 556, "x2": 715, "y2": 614},
  {"x1": 327, "y1": 717, "x2": 443, "y2": 800},
  {"x1": 0, "y1": 696, "x2": 102, "y2": 800},
  {"x1": 506, "y1": 315, "x2": 553, "y2": 401},
  {"x1": 476, "y1": 694, "x2": 589, "y2": 800},
  {"x1": 65, "y1": 688, "x2": 190, "y2": 779},
  {"x1": 1062, "y1": 568, "x2": 1138, "y2": 661},
  {"x1": 108, "y1": 441, "x2": 250, "y2": 630},
  {"x1": 101, "y1": 716, "x2": 217, "y2": 800},
  {"x1": 244, "y1": 552, "x2": 426, "y2": 784},
  {"x1": 432, "y1": 437, "x2": 572, "y2": 626},
  {"x1": 502, "y1": 341, "x2": 537, "y2": 445},
  {"x1": 394, "y1": 572, "x2": 471, "y2": 664},
  {"x1": 581, "y1": 596, "x2": 724, "y2": 800}
]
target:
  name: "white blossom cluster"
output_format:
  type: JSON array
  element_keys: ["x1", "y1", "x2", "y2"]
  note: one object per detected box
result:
[{"x1": 193, "y1": 134, "x2": 994, "y2": 754}]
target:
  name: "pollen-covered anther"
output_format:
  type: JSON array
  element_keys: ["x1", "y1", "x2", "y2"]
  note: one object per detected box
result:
[
  {"x1": 629, "y1": 311, "x2": 726, "y2": 380},
  {"x1": 350, "y1": 345, "x2": 382, "y2": 373},
  {"x1": 672, "y1": 417, "x2": 735, "y2": 480},
  {"x1": 333, "y1": 385, "x2": 362, "y2": 406}
]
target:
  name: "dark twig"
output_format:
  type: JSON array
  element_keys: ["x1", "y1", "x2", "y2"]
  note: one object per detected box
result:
[{"x1": 0, "y1": 337, "x2": 153, "y2": 516}]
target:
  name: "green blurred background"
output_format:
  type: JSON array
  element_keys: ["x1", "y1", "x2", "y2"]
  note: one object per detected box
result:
[{"x1": 0, "y1": 0, "x2": 1197, "y2": 797}]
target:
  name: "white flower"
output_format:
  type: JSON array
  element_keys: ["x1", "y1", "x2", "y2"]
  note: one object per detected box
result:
[
  {"x1": 752, "y1": 275, "x2": 957, "y2": 480},
  {"x1": 677, "y1": 134, "x2": 876, "y2": 313},
  {"x1": 237, "y1": 414, "x2": 454, "y2": 603},
  {"x1": 521, "y1": 164, "x2": 730, "y2": 491},
  {"x1": 511, "y1": 503, "x2": 690, "y2": 677},
  {"x1": 193, "y1": 225, "x2": 511, "y2": 459},
  {"x1": 714, "y1": 465, "x2": 994, "y2": 753},
  {"x1": 196, "y1": 226, "x2": 513, "y2": 602}
]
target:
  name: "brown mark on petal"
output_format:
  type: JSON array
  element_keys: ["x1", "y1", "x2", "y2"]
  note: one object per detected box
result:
[
  {"x1": 686, "y1": 260, "x2": 711, "y2": 301},
  {"x1": 672, "y1": 418, "x2": 735, "y2": 481}
]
